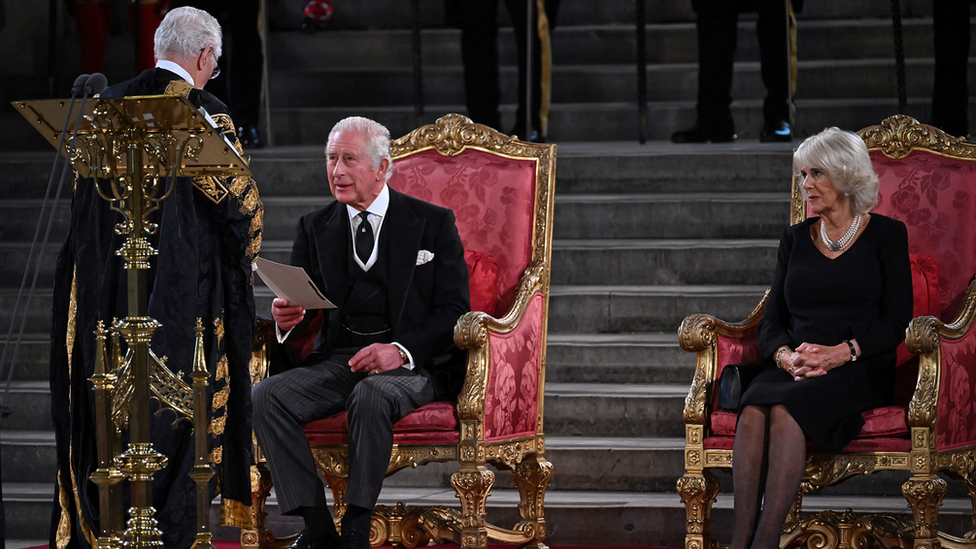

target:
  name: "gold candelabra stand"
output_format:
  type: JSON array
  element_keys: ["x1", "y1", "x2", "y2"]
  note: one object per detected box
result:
[{"x1": 14, "y1": 95, "x2": 250, "y2": 548}]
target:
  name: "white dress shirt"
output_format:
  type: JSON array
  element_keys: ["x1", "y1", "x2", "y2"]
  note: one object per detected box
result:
[{"x1": 155, "y1": 59, "x2": 194, "y2": 85}]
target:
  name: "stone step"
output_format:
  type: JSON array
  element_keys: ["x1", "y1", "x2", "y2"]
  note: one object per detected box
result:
[
  {"x1": 1, "y1": 431, "x2": 56, "y2": 485},
  {"x1": 0, "y1": 144, "x2": 796, "y2": 199},
  {"x1": 265, "y1": 0, "x2": 934, "y2": 30},
  {"x1": 0, "y1": 192, "x2": 791, "y2": 243},
  {"x1": 268, "y1": 96, "x2": 952, "y2": 144},
  {"x1": 546, "y1": 332, "x2": 694, "y2": 384},
  {"x1": 544, "y1": 383, "x2": 687, "y2": 437},
  {"x1": 249, "y1": 283, "x2": 769, "y2": 334},
  {"x1": 267, "y1": 20, "x2": 950, "y2": 71},
  {"x1": 0, "y1": 335, "x2": 51, "y2": 382},
  {"x1": 270, "y1": 57, "x2": 969, "y2": 108},
  {"x1": 0, "y1": 381, "x2": 54, "y2": 432},
  {"x1": 7, "y1": 480, "x2": 974, "y2": 545},
  {"x1": 548, "y1": 285, "x2": 767, "y2": 333},
  {"x1": 256, "y1": 238, "x2": 779, "y2": 287},
  {"x1": 549, "y1": 239, "x2": 778, "y2": 285}
]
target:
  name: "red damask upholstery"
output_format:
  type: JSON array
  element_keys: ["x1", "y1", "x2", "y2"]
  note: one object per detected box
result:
[
  {"x1": 871, "y1": 151, "x2": 976, "y2": 311},
  {"x1": 936, "y1": 334, "x2": 976, "y2": 450},
  {"x1": 390, "y1": 149, "x2": 537, "y2": 314},
  {"x1": 465, "y1": 250, "x2": 499, "y2": 315},
  {"x1": 484, "y1": 292, "x2": 545, "y2": 442},
  {"x1": 303, "y1": 401, "x2": 460, "y2": 446}
]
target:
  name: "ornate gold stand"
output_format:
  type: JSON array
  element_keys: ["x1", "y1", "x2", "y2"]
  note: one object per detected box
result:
[{"x1": 15, "y1": 95, "x2": 251, "y2": 548}]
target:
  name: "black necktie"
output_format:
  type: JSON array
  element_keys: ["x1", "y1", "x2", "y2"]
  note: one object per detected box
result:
[{"x1": 355, "y1": 211, "x2": 374, "y2": 264}]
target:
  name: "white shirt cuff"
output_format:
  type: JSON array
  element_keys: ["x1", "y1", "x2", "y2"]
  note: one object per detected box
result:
[
  {"x1": 392, "y1": 342, "x2": 415, "y2": 370},
  {"x1": 275, "y1": 324, "x2": 294, "y2": 344}
]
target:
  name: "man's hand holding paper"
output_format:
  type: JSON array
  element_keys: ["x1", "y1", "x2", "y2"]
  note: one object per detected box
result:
[{"x1": 271, "y1": 297, "x2": 306, "y2": 331}]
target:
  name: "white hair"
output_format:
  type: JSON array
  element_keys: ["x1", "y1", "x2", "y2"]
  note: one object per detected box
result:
[
  {"x1": 154, "y1": 7, "x2": 223, "y2": 63},
  {"x1": 326, "y1": 117, "x2": 393, "y2": 181},
  {"x1": 793, "y1": 127, "x2": 880, "y2": 216}
]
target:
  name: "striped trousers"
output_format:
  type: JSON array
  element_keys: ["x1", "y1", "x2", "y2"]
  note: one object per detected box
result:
[{"x1": 252, "y1": 356, "x2": 435, "y2": 515}]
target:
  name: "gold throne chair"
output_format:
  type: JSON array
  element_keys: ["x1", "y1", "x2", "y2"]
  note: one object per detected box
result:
[
  {"x1": 678, "y1": 115, "x2": 976, "y2": 549},
  {"x1": 243, "y1": 114, "x2": 557, "y2": 549}
]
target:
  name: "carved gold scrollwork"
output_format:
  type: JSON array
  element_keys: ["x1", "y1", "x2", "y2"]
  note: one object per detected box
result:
[
  {"x1": 388, "y1": 446, "x2": 457, "y2": 474},
  {"x1": 902, "y1": 477, "x2": 948, "y2": 540},
  {"x1": 859, "y1": 115, "x2": 976, "y2": 160},
  {"x1": 677, "y1": 472, "x2": 720, "y2": 538},
  {"x1": 678, "y1": 314, "x2": 716, "y2": 352},
  {"x1": 451, "y1": 464, "x2": 495, "y2": 548},
  {"x1": 802, "y1": 454, "x2": 910, "y2": 493},
  {"x1": 781, "y1": 510, "x2": 914, "y2": 549},
  {"x1": 311, "y1": 448, "x2": 350, "y2": 478},
  {"x1": 907, "y1": 316, "x2": 943, "y2": 355}
]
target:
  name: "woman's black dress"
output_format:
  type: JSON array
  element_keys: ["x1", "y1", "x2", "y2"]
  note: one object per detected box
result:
[{"x1": 740, "y1": 213, "x2": 913, "y2": 451}]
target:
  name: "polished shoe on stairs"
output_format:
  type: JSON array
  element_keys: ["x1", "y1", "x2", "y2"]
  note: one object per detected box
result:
[{"x1": 759, "y1": 119, "x2": 793, "y2": 143}]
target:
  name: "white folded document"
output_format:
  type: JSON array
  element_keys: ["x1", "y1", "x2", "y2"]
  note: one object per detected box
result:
[{"x1": 253, "y1": 257, "x2": 336, "y2": 310}]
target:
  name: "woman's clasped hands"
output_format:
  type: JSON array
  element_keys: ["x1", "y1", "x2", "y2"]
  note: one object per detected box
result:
[{"x1": 780, "y1": 342, "x2": 856, "y2": 380}]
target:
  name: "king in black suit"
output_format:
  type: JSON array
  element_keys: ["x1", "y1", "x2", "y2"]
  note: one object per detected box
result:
[
  {"x1": 49, "y1": 7, "x2": 262, "y2": 549},
  {"x1": 251, "y1": 116, "x2": 470, "y2": 549}
]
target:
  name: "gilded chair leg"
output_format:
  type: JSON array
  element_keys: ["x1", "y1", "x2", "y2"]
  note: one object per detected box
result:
[
  {"x1": 511, "y1": 453, "x2": 554, "y2": 549},
  {"x1": 677, "y1": 471, "x2": 721, "y2": 549},
  {"x1": 241, "y1": 462, "x2": 275, "y2": 549},
  {"x1": 902, "y1": 476, "x2": 947, "y2": 549},
  {"x1": 323, "y1": 472, "x2": 350, "y2": 520},
  {"x1": 451, "y1": 464, "x2": 495, "y2": 549},
  {"x1": 963, "y1": 476, "x2": 976, "y2": 540}
]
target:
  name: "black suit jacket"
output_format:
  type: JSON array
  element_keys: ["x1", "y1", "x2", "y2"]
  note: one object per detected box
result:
[{"x1": 282, "y1": 188, "x2": 471, "y2": 399}]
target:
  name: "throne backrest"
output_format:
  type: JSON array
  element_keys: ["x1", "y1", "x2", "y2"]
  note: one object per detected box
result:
[{"x1": 388, "y1": 114, "x2": 556, "y2": 317}]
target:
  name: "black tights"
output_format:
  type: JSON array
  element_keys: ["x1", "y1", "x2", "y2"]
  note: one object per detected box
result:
[{"x1": 729, "y1": 405, "x2": 807, "y2": 549}]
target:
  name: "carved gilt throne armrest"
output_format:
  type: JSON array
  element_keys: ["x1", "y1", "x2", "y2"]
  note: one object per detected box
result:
[{"x1": 676, "y1": 294, "x2": 768, "y2": 549}]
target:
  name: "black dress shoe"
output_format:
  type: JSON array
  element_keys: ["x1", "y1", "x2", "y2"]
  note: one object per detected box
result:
[
  {"x1": 289, "y1": 526, "x2": 340, "y2": 549},
  {"x1": 671, "y1": 123, "x2": 736, "y2": 144},
  {"x1": 759, "y1": 120, "x2": 792, "y2": 143}
]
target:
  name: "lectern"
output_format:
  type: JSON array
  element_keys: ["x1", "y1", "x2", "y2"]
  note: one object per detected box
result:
[{"x1": 14, "y1": 95, "x2": 252, "y2": 549}]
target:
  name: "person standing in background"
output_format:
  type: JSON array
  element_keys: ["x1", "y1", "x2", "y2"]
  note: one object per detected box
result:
[
  {"x1": 672, "y1": 0, "x2": 796, "y2": 143},
  {"x1": 455, "y1": 0, "x2": 561, "y2": 142},
  {"x1": 930, "y1": 0, "x2": 970, "y2": 137},
  {"x1": 169, "y1": 0, "x2": 266, "y2": 147}
]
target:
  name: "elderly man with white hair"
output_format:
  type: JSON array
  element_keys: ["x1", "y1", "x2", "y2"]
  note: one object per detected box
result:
[
  {"x1": 49, "y1": 6, "x2": 263, "y2": 549},
  {"x1": 251, "y1": 116, "x2": 470, "y2": 549}
]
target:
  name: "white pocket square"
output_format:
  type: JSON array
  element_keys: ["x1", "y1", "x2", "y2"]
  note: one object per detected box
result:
[{"x1": 416, "y1": 250, "x2": 434, "y2": 265}]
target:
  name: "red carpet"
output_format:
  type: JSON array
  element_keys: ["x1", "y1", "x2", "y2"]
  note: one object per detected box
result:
[{"x1": 27, "y1": 541, "x2": 660, "y2": 549}]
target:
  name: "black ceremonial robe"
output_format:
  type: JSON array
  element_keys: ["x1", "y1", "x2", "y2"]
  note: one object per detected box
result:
[{"x1": 48, "y1": 68, "x2": 263, "y2": 549}]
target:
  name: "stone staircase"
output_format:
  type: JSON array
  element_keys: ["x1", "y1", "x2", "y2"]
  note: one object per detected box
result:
[{"x1": 3, "y1": 0, "x2": 976, "y2": 546}]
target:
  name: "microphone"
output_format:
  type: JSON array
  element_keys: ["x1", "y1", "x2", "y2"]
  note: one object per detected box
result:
[
  {"x1": 0, "y1": 72, "x2": 94, "y2": 419},
  {"x1": 84, "y1": 73, "x2": 108, "y2": 96},
  {"x1": 71, "y1": 74, "x2": 90, "y2": 97}
]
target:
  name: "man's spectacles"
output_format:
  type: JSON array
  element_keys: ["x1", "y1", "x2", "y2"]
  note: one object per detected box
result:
[{"x1": 201, "y1": 48, "x2": 220, "y2": 80}]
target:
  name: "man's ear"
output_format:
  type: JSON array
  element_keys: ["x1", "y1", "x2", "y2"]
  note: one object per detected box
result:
[{"x1": 377, "y1": 158, "x2": 390, "y2": 180}]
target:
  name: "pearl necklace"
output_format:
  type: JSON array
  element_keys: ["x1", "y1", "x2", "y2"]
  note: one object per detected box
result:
[{"x1": 820, "y1": 214, "x2": 861, "y2": 252}]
